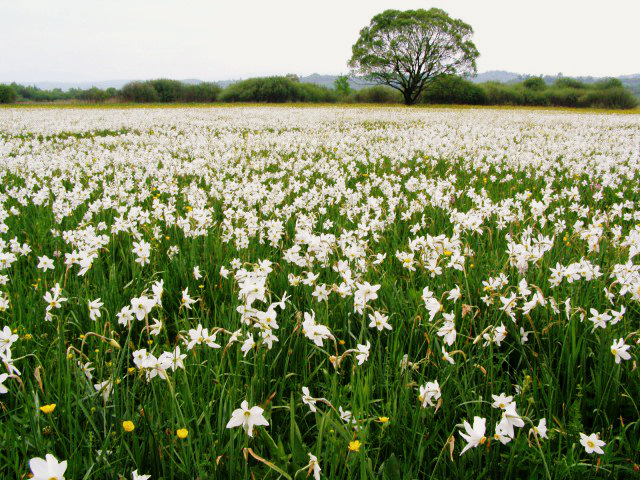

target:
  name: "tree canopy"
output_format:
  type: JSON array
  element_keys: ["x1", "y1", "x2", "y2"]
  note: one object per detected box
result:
[{"x1": 349, "y1": 8, "x2": 479, "y2": 105}]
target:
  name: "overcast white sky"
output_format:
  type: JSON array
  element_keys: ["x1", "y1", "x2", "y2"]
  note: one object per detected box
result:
[{"x1": 1, "y1": 0, "x2": 638, "y2": 83}]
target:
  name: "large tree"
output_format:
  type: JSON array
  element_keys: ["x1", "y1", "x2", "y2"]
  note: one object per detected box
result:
[{"x1": 349, "y1": 8, "x2": 479, "y2": 105}]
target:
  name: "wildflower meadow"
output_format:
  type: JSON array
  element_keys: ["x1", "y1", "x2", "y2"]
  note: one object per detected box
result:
[{"x1": 0, "y1": 105, "x2": 639, "y2": 479}]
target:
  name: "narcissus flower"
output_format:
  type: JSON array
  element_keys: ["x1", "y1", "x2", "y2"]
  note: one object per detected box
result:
[
  {"x1": 132, "y1": 470, "x2": 151, "y2": 480},
  {"x1": 610, "y1": 338, "x2": 631, "y2": 364},
  {"x1": 226, "y1": 400, "x2": 269, "y2": 437},
  {"x1": 29, "y1": 453, "x2": 67, "y2": 480},
  {"x1": 459, "y1": 416, "x2": 487, "y2": 455},
  {"x1": 579, "y1": 432, "x2": 606, "y2": 454}
]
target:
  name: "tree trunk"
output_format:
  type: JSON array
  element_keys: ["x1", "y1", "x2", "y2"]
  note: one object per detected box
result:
[{"x1": 403, "y1": 89, "x2": 415, "y2": 106}]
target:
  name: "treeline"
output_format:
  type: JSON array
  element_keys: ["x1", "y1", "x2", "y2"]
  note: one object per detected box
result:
[
  {"x1": 1, "y1": 75, "x2": 637, "y2": 109},
  {"x1": 421, "y1": 75, "x2": 638, "y2": 109}
]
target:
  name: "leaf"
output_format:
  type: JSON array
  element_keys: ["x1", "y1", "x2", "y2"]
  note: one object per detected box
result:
[
  {"x1": 34, "y1": 365, "x2": 44, "y2": 393},
  {"x1": 380, "y1": 453, "x2": 401, "y2": 480},
  {"x1": 289, "y1": 392, "x2": 307, "y2": 464},
  {"x1": 243, "y1": 448, "x2": 292, "y2": 480}
]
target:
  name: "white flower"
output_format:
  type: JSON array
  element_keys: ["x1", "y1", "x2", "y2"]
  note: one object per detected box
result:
[
  {"x1": 368, "y1": 311, "x2": 392, "y2": 331},
  {"x1": 226, "y1": 400, "x2": 269, "y2": 437},
  {"x1": 496, "y1": 403, "x2": 525, "y2": 438},
  {"x1": 610, "y1": 338, "x2": 631, "y2": 364},
  {"x1": 459, "y1": 416, "x2": 487, "y2": 455},
  {"x1": 130, "y1": 296, "x2": 154, "y2": 320},
  {"x1": 437, "y1": 314, "x2": 456, "y2": 346},
  {"x1": 418, "y1": 380, "x2": 441, "y2": 407},
  {"x1": 37, "y1": 255, "x2": 55, "y2": 271},
  {"x1": 491, "y1": 393, "x2": 513, "y2": 410},
  {"x1": 338, "y1": 406, "x2": 353, "y2": 423},
  {"x1": 132, "y1": 470, "x2": 151, "y2": 480},
  {"x1": 589, "y1": 308, "x2": 611, "y2": 329},
  {"x1": 88, "y1": 298, "x2": 103, "y2": 321},
  {"x1": 530, "y1": 418, "x2": 548, "y2": 439},
  {"x1": 241, "y1": 333, "x2": 256, "y2": 356},
  {"x1": 0, "y1": 373, "x2": 10, "y2": 394},
  {"x1": 117, "y1": 305, "x2": 134, "y2": 326},
  {"x1": 302, "y1": 386, "x2": 317, "y2": 412},
  {"x1": 29, "y1": 453, "x2": 67, "y2": 480},
  {"x1": 193, "y1": 265, "x2": 202, "y2": 279},
  {"x1": 0, "y1": 325, "x2": 18, "y2": 353},
  {"x1": 441, "y1": 347, "x2": 455, "y2": 365},
  {"x1": 181, "y1": 287, "x2": 198, "y2": 309},
  {"x1": 447, "y1": 285, "x2": 461, "y2": 302},
  {"x1": 307, "y1": 453, "x2": 321, "y2": 480},
  {"x1": 579, "y1": 432, "x2": 606, "y2": 454},
  {"x1": 354, "y1": 341, "x2": 370, "y2": 365}
]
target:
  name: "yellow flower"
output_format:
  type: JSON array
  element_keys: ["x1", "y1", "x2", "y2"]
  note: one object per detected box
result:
[
  {"x1": 177, "y1": 428, "x2": 189, "y2": 439},
  {"x1": 378, "y1": 416, "x2": 389, "y2": 423},
  {"x1": 348, "y1": 440, "x2": 361, "y2": 452},
  {"x1": 122, "y1": 420, "x2": 135, "y2": 432},
  {"x1": 39, "y1": 404, "x2": 56, "y2": 414}
]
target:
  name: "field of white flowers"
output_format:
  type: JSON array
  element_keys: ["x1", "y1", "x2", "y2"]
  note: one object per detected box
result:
[{"x1": 0, "y1": 105, "x2": 639, "y2": 479}]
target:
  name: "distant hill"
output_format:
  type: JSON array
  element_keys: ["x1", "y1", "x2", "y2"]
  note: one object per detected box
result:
[{"x1": 469, "y1": 71, "x2": 524, "y2": 83}]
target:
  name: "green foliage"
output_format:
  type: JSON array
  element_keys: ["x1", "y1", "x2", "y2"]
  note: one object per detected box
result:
[
  {"x1": 349, "y1": 8, "x2": 479, "y2": 105},
  {"x1": 352, "y1": 86, "x2": 402, "y2": 103},
  {"x1": 592, "y1": 78, "x2": 623, "y2": 90},
  {"x1": 120, "y1": 82, "x2": 160, "y2": 103},
  {"x1": 421, "y1": 75, "x2": 487, "y2": 105},
  {"x1": 334, "y1": 75, "x2": 352, "y2": 98},
  {"x1": 0, "y1": 84, "x2": 17, "y2": 103},
  {"x1": 181, "y1": 82, "x2": 221, "y2": 102},
  {"x1": 148, "y1": 79, "x2": 184, "y2": 102},
  {"x1": 522, "y1": 77, "x2": 547, "y2": 91},
  {"x1": 219, "y1": 77, "x2": 336, "y2": 103},
  {"x1": 582, "y1": 87, "x2": 638, "y2": 109},
  {"x1": 477, "y1": 79, "x2": 638, "y2": 109},
  {"x1": 120, "y1": 80, "x2": 221, "y2": 103},
  {"x1": 482, "y1": 82, "x2": 525, "y2": 105},
  {"x1": 77, "y1": 87, "x2": 110, "y2": 103},
  {"x1": 553, "y1": 78, "x2": 588, "y2": 90}
]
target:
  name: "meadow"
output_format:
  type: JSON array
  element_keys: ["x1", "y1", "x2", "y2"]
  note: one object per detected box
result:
[{"x1": 0, "y1": 105, "x2": 639, "y2": 479}]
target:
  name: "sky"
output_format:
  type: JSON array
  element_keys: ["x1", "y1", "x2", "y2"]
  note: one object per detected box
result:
[{"x1": 1, "y1": 0, "x2": 639, "y2": 83}]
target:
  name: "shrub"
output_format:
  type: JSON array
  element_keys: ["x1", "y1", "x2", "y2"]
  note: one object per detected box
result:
[
  {"x1": 592, "y1": 78, "x2": 624, "y2": 90},
  {"x1": 519, "y1": 88, "x2": 550, "y2": 106},
  {"x1": 352, "y1": 86, "x2": 402, "y2": 104},
  {"x1": 182, "y1": 83, "x2": 222, "y2": 102},
  {"x1": 221, "y1": 77, "x2": 303, "y2": 103},
  {"x1": 121, "y1": 82, "x2": 159, "y2": 103},
  {"x1": 421, "y1": 75, "x2": 487, "y2": 105},
  {"x1": 583, "y1": 87, "x2": 638, "y2": 109},
  {"x1": 522, "y1": 77, "x2": 547, "y2": 91},
  {"x1": 298, "y1": 83, "x2": 337, "y2": 103},
  {"x1": 0, "y1": 84, "x2": 17, "y2": 103},
  {"x1": 334, "y1": 75, "x2": 352, "y2": 99},
  {"x1": 148, "y1": 79, "x2": 184, "y2": 102},
  {"x1": 481, "y1": 82, "x2": 524, "y2": 105},
  {"x1": 553, "y1": 78, "x2": 587, "y2": 89}
]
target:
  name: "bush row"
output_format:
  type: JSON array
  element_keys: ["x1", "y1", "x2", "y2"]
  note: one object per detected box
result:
[
  {"x1": 1, "y1": 76, "x2": 637, "y2": 109},
  {"x1": 421, "y1": 75, "x2": 638, "y2": 109}
]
